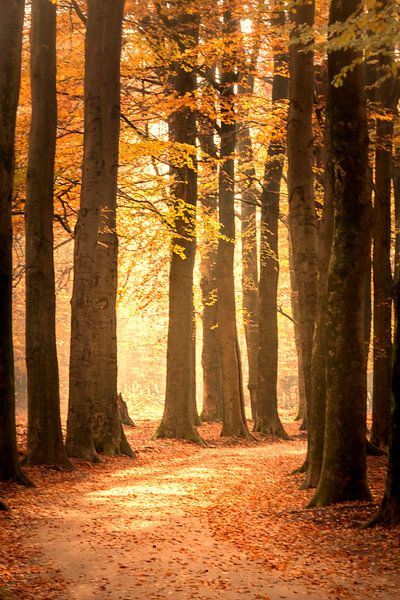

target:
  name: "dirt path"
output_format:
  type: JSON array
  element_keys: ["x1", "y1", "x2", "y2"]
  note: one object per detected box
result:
[
  {"x1": 2, "y1": 421, "x2": 400, "y2": 600},
  {"x1": 27, "y1": 443, "x2": 327, "y2": 600}
]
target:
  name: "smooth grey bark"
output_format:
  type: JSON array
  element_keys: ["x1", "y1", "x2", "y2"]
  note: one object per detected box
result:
[
  {"x1": 0, "y1": 0, "x2": 30, "y2": 485},
  {"x1": 25, "y1": 0, "x2": 71, "y2": 468},
  {"x1": 67, "y1": 0, "x2": 133, "y2": 460}
]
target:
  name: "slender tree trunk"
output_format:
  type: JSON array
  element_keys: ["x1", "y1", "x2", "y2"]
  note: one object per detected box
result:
[
  {"x1": 371, "y1": 37, "x2": 396, "y2": 448},
  {"x1": 190, "y1": 315, "x2": 201, "y2": 426},
  {"x1": 304, "y1": 147, "x2": 334, "y2": 488},
  {"x1": 309, "y1": 0, "x2": 372, "y2": 507},
  {"x1": 217, "y1": 3, "x2": 251, "y2": 438},
  {"x1": 25, "y1": 0, "x2": 71, "y2": 468},
  {"x1": 368, "y1": 269, "x2": 400, "y2": 526},
  {"x1": 0, "y1": 0, "x2": 30, "y2": 485},
  {"x1": 289, "y1": 238, "x2": 306, "y2": 424},
  {"x1": 394, "y1": 148, "x2": 400, "y2": 271},
  {"x1": 199, "y1": 104, "x2": 223, "y2": 422},
  {"x1": 287, "y1": 0, "x2": 318, "y2": 444},
  {"x1": 238, "y1": 121, "x2": 258, "y2": 422},
  {"x1": 155, "y1": 7, "x2": 202, "y2": 443},
  {"x1": 67, "y1": 0, "x2": 133, "y2": 460},
  {"x1": 255, "y1": 13, "x2": 288, "y2": 438}
]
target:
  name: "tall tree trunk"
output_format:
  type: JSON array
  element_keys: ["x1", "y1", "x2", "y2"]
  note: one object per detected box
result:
[
  {"x1": 289, "y1": 237, "x2": 306, "y2": 424},
  {"x1": 255, "y1": 11, "x2": 288, "y2": 438},
  {"x1": 309, "y1": 0, "x2": 372, "y2": 507},
  {"x1": 371, "y1": 33, "x2": 397, "y2": 448},
  {"x1": 67, "y1": 0, "x2": 133, "y2": 460},
  {"x1": 304, "y1": 147, "x2": 334, "y2": 488},
  {"x1": 199, "y1": 102, "x2": 223, "y2": 422},
  {"x1": 287, "y1": 0, "x2": 318, "y2": 447},
  {"x1": 155, "y1": 6, "x2": 202, "y2": 443},
  {"x1": 0, "y1": 0, "x2": 30, "y2": 485},
  {"x1": 25, "y1": 0, "x2": 71, "y2": 468},
  {"x1": 238, "y1": 124, "x2": 258, "y2": 422},
  {"x1": 393, "y1": 147, "x2": 400, "y2": 272},
  {"x1": 368, "y1": 269, "x2": 400, "y2": 526},
  {"x1": 217, "y1": 2, "x2": 251, "y2": 438}
]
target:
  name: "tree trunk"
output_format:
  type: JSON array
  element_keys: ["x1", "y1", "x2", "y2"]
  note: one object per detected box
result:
[
  {"x1": 287, "y1": 0, "x2": 318, "y2": 439},
  {"x1": 0, "y1": 0, "x2": 30, "y2": 485},
  {"x1": 309, "y1": 0, "x2": 372, "y2": 507},
  {"x1": 199, "y1": 102, "x2": 223, "y2": 422},
  {"x1": 304, "y1": 147, "x2": 334, "y2": 488},
  {"x1": 289, "y1": 238, "x2": 306, "y2": 424},
  {"x1": 238, "y1": 122, "x2": 258, "y2": 422},
  {"x1": 217, "y1": 2, "x2": 251, "y2": 439},
  {"x1": 393, "y1": 148, "x2": 400, "y2": 272},
  {"x1": 155, "y1": 7, "x2": 202, "y2": 443},
  {"x1": 368, "y1": 269, "x2": 400, "y2": 526},
  {"x1": 371, "y1": 37, "x2": 397, "y2": 448},
  {"x1": 67, "y1": 0, "x2": 133, "y2": 460},
  {"x1": 25, "y1": 0, "x2": 71, "y2": 468},
  {"x1": 255, "y1": 13, "x2": 288, "y2": 438}
]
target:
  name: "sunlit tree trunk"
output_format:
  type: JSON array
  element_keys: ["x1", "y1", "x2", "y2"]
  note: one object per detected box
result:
[
  {"x1": 309, "y1": 0, "x2": 372, "y2": 507},
  {"x1": 0, "y1": 0, "x2": 29, "y2": 485},
  {"x1": 67, "y1": 0, "x2": 133, "y2": 459},
  {"x1": 155, "y1": 6, "x2": 202, "y2": 443},
  {"x1": 217, "y1": 2, "x2": 251, "y2": 438},
  {"x1": 199, "y1": 101, "x2": 223, "y2": 422},
  {"x1": 25, "y1": 0, "x2": 71, "y2": 468},
  {"x1": 371, "y1": 32, "x2": 397, "y2": 448},
  {"x1": 255, "y1": 10, "x2": 288, "y2": 438},
  {"x1": 287, "y1": 0, "x2": 318, "y2": 452}
]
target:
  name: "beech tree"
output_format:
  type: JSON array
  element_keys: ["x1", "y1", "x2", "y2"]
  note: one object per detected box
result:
[
  {"x1": 67, "y1": 0, "x2": 134, "y2": 460},
  {"x1": 24, "y1": 0, "x2": 71, "y2": 468},
  {"x1": 255, "y1": 7, "x2": 288, "y2": 437},
  {"x1": 154, "y1": 2, "x2": 202, "y2": 443},
  {"x1": 309, "y1": 0, "x2": 372, "y2": 506},
  {"x1": 217, "y1": 1, "x2": 251, "y2": 438},
  {"x1": 0, "y1": 0, "x2": 29, "y2": 486}
]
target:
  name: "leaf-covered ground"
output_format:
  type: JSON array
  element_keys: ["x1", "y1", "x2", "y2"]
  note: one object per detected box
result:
[{"x1": 1, "y1": 418, "x2": 399, "y2": 599}]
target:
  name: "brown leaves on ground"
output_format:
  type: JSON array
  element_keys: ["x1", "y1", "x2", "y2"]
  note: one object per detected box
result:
[{"x1": 0, "y1": 417, "x2": 399, "y2": 600}]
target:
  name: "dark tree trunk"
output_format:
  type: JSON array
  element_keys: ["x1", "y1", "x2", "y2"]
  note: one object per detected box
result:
[
  {"x1": 309, "y1": 0, "x2": 372, "y2": 507},
  {"x1": 190, "y1": 315, "x2": 201, "y2": 427},
  {"x1": 371, "y1": 38, "x2": 397, "y2": 448},
  {"x1": 394, "y1": 149, "x2": 400, "y2": 272},
  {"x1": 217, "y1": 2, "x2": 251, "y2": 438},
  {"x1": 238, "y1": 123, "x2": 258, "y2": 422},
  {"x1": 368, "y1": 270, "x2": 400, "y2": 526},
  {"x1": 304, "y1": 148, "x2": 334, "y2": 488},
  {"x1": 155, "y1": 6, "x2": 202, "y2": 443},
  {"x1": 289, "y1": 238, "x2": 306, "y2": 425},
  {"x1": 287, "y1": 0, "x2": 318, "y2": 440},
  {"x1": 25, "y1": 0, "x2": 71, "y2": 468},
  {"x1": 255, "y1": 13, "x2": 289, "y2": 438},
  {"x1": 0, "y1": 0, "x2": 30, "y2": 485},
  {"x1": 199, "y1": 102, "x2": 223, "y2": 423},
  {"x1": 67, "y1": 0, "x2": 133, "y2": 460}
]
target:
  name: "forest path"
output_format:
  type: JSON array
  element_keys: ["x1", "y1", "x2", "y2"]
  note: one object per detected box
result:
[
  {"x1": 2, "y1": 420, "x2": 400, "y2": 600},
  {"x1": 27, "y1": 435, "x2": 322, "y2": 600}
]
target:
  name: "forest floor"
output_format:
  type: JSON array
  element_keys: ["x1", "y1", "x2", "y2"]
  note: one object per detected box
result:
[{"x1": 1, "y1": 416, "x2": 400, "y2": 600}]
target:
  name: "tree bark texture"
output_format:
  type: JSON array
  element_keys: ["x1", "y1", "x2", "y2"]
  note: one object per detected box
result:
[
  {"x1": 155, "y1": 6, "x2": 202, "y2": 443},
  {"x1": 0, "y1": 0, "x2": 29, "y2": 484},
  {"x1": 369, "y1": 270, "x2": 400, "y2": 526},
  {"x1": 256, "y1": 15, "x2": 289, "y2": 438},
  {"x1": 371, "y1": 37, "x2": 397, "y2": 448},
  {"x1": 289, "y1": 237, "x2": 306, "y2": 425},
  {"x1": 199, "y1": 101, "x2": 223, "y2": 422},
  {"x1": 309, "y1": 0, "x2": 372, "y2": 506},
  {"x1": 287, "y1": 0, "x2": 318, "y2": 432},
  {"x1": 217, "y1": 3, "x2": 251, "y2": 438},
  {"x1": 67, "y1": 0, "x2": 133, "y2": 460},
  {"x1": 25, "y1": 0, "x2": 71, "y2": 468}
]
